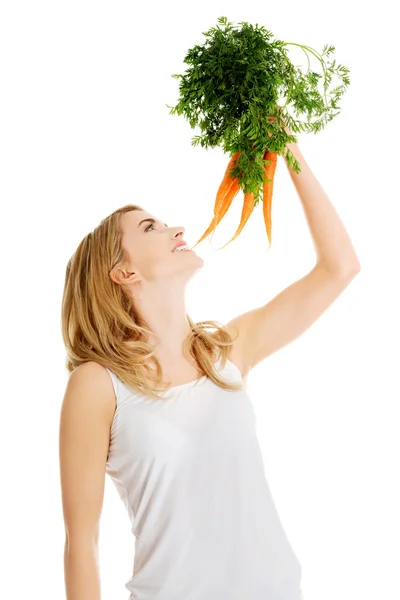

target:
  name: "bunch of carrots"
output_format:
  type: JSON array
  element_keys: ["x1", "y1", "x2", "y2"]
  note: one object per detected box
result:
[
  {"x1": 191, "y1": 105, "x2": 293, "y2": 251},
  {"x1": 191, "y1": 147, "x2": 277, "y2": 251},
  {"x1": 172, "y1": 17, "x2": 349, "y2": 251}
]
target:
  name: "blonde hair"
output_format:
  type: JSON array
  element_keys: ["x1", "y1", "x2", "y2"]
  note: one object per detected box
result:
[{"x1": 61, "y1": 204, "x2": 244, "y2": 400}]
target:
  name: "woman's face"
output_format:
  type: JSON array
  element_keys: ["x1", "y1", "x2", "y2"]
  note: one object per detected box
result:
[{"x1": 117, "y1": 210, "x2": 204, "y2": 286}]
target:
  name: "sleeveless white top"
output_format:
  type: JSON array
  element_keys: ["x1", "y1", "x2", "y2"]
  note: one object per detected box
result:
[{"x1": 105, "y1": 356, "x2": 303, "y2": 600}]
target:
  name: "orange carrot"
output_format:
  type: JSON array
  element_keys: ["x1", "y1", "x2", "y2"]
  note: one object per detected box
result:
[
  {"x1": 191, "y1": 145, "x2": 276, "y2": 251},
  {"x1": 219, "y1": 192, "x2": 255, "y2": 249},
  {"x1": 262, "y1": 149, "x2": 278, "y2": 247},
  {"x1": 191, "y1": 151, "x2": 242, "y2": 249},
  {"x1": 208, "y1": 175, "x2": 240, "y2": 243},
  {"x1": 192, "y1": 176, "x2": 241, "y2": 249},
  {"x1": 213, "y1": 151, "x2": 240, "y2": 217}
]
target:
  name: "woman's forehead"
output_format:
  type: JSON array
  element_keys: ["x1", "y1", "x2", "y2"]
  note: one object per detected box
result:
[{"x1": 121, "y1": 210, "x2": 153, "y2": 231}]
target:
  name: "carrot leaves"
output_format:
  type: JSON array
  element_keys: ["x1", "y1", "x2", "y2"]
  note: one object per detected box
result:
[{"x1": 167, "y1": 16, "x2": 350, "y2": 207}]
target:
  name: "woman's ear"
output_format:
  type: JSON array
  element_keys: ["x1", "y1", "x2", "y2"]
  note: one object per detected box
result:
[{"x1": 109, "y1": 266, "x2": 141, "y2": 287}]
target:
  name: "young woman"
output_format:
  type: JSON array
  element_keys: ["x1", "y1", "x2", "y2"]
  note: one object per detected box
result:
[{"x1": 59, "y1": 140, "x2": 360, "y2": 600}]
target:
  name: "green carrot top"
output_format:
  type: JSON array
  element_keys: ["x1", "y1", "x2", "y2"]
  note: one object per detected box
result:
[{"x1": 167, "y1": 16, "x2": 350, "y2": 206}]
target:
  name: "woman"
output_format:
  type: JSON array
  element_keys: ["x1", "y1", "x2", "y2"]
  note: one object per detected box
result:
[{"x1": 59, "y1": 139, "x2": 360, "y2": 600}]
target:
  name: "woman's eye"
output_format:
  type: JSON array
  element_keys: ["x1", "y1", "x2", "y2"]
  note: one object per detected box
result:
[{"x1": 145, "y1": 223, "x2": 155, "y2": 232}]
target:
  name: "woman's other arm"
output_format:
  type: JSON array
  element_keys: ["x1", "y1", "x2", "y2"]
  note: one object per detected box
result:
[{"x1": 59, "y1": 362, "x2": 116, "y2": 600}]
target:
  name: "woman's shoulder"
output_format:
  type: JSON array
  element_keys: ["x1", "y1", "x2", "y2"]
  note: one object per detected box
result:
[
  {"x1": 65, "y1": 362, "x2": 116, "y2": 426},
  {"x1": 69, "y1": 360, "x2": 112, "y2": 383}
]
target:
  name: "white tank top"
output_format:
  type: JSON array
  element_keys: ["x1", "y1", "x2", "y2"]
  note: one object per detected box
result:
[{"x1": 105, "y1": 356, "x2": 303, "y2": 600}]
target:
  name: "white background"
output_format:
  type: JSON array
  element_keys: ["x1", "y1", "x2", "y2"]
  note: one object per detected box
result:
[{"x1": 1, "y1": 2, "x2": 399, "y2": 600}]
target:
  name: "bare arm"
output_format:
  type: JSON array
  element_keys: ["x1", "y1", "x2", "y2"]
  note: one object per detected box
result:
[
  {"x1": 59, "y1": 362, "x2": 116, "y2": 600},
  {"x1": 284, "y1": 140, "x2": 360, "y2": 273},
  {"x1": 225, "y1": 137, "x2": 360, "y2": 376}
]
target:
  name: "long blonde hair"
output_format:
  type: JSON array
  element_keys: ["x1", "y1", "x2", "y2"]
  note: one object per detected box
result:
[{"x1": 61, "y1": 204, "x2": 244, "y2": 400}]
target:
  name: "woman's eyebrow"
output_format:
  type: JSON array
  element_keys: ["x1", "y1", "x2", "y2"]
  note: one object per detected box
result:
[
  {"x1": 138, "y1": 218, "x2": 168, "y2": 228},
  {"x1": 138, "y1": 218, "x2": 155, "y2": 228}
]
